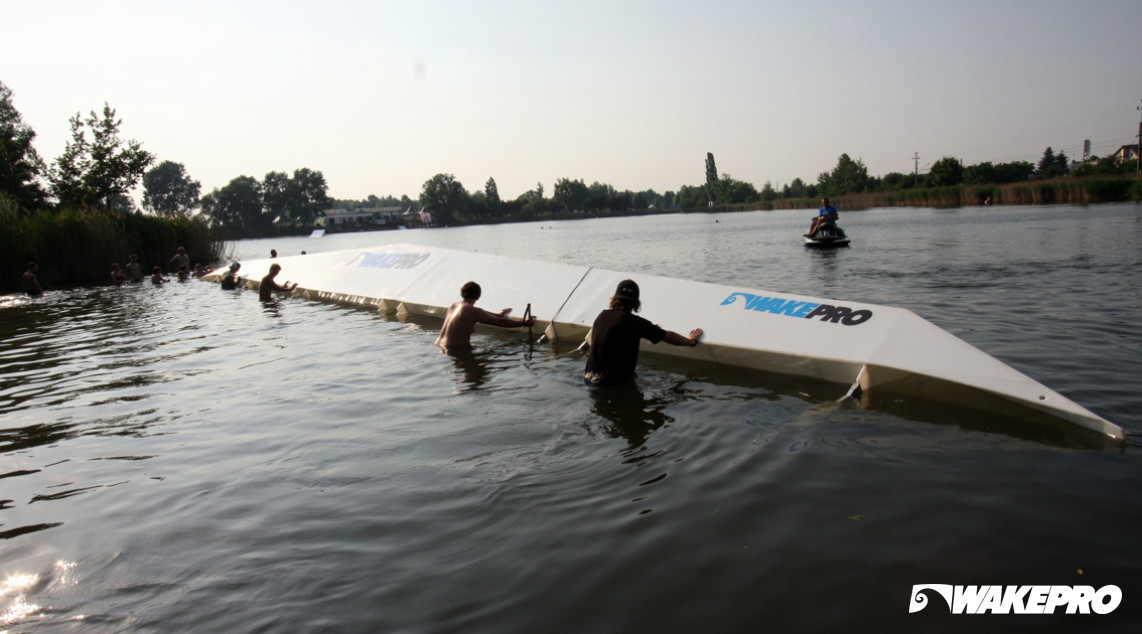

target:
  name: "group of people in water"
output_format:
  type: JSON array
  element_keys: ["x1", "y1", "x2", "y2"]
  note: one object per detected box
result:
[{"x1": 23, "y1": 243, "x2": 702, "y2": 387}]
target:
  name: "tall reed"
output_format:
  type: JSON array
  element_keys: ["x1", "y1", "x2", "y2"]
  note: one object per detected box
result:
[{"x1": 1, "y1": 203, "x2": 223, "y2": 293}]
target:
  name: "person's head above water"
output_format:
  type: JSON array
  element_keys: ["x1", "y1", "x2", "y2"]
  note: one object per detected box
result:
[
  {"x1": 460, "y1": 281, "x2": 481, "y2": 301},
  {"x1": 609, "y1": 279, "x2": 641, "y2": 312}
]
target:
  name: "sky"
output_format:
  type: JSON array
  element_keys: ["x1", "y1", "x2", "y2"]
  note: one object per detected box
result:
[{"x1": 3, "y1": 0, "x2": 1141, "y2": 204}]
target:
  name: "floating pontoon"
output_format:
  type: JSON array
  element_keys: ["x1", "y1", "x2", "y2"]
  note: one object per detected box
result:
[{"x1": 209, "y1": 244, "x2": 1123, "y2": 444}]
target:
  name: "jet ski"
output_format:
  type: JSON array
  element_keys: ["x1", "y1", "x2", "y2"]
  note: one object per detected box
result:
[{"x1": 804, "y1": 224, "x2": 850, "y2": 247}]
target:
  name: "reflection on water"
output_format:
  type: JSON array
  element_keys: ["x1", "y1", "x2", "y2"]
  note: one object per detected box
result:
[
  {"x1": 1, "y1": 205, "x2": 1140, "y2": 632},
  {"x1": 588, "y1": 381, "x2": 673, "y2": 451}
]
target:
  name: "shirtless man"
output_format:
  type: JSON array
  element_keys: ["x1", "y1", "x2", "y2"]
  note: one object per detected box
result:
[
  {"x1": 435, "y1": 281, "x2": 536, "y2": 349},
  {"x1": 259, "y1": 263, "x2": 298, "y2": 301},
  {"x1": 125, "y1": 254, "x2": 142, "y2": 282}
]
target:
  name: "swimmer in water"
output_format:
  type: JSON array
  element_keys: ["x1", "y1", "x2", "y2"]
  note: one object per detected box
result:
[{"x1": 435, "y1": 281, "x2": 536, "y2": 349}]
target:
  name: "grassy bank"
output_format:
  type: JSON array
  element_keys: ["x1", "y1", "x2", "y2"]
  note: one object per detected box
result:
[{"x1": 1, "y1": 203, "x2": 223, "y2": 293}]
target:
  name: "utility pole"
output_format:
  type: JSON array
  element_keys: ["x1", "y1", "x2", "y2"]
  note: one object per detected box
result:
[
  {"x1": 913, "y1": 152, "x2": 920, "y2": 188},
  {"x1": 1137, "y1": 100, "x2": 1141, "y2": 176}
]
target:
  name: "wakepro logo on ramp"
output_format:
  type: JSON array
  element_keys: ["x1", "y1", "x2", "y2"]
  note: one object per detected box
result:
[
  {"x1": 348, "y1": 252, "x2": 432, "y2": 270},
  {"x1": 909, "y1": 584, "x2": 1122, "y2": 615},
  {"x1": 720, "y1": 292, "x2": 873, "y2": 326}
]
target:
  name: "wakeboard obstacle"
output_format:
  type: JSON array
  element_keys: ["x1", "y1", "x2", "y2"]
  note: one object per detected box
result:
[{"x1": 208, "y1": 243, "x2": 1124, "y2": 444}]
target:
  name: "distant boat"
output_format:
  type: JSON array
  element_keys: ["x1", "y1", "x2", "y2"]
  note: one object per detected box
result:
[{"x1": 310, "y1": 229, "x2": 325, "y2": 238}]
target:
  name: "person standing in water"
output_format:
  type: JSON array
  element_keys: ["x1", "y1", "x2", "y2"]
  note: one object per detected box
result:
[
  {"x1": 220, "y1": 263, "x2": 243, "y2": 290},
  {"x1": 435, "y1": 281, "x2": 536, "y2": 349},
  {"x1": 583, "y1": 279, "x2": 703, "y2": 386},
  {"x1": 169, "y1": 246, "x2": 190, "y2": 273},
  {"x1": 125, "y1": 254, "x2": 142, "y2": 283},
  {"x1": 110, "y1": 263, "x2": 126, "y2": 286},
  {"x1": 259, "y1": 263, "x2": 297, "y2": 301},
  {"x1": 22, "y1": 262, "x2": 43, "y2": 297}
]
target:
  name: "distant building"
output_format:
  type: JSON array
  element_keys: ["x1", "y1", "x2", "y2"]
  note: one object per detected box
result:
[
  {"x1": 1113, "y1": 144, "x2": 1139, "y2": 163},
  {"x1": 319, "y1": 206, "x2": 406, "y2": 229}
]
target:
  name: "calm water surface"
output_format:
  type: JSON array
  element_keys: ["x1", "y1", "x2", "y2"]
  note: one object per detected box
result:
[{"x1": 2, "y1": 204, "x2": 1140, "y2": 632}]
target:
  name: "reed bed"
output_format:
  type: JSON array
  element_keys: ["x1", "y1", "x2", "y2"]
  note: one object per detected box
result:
[{"x1": 1, "y1": 205, "x2": 222, "y2": 293}]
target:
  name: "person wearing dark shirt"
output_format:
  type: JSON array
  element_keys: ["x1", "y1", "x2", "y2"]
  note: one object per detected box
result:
[
  {"x1": 220, "y1": 263, "x2": 243, "y2": 290},
  {"x1": 583, "y1": 279, "x2": 703, "y2": 386}
]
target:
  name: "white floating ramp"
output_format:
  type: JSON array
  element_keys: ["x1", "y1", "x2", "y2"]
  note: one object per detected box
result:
[{"x1": 210, "y1": 243, "x2": 1123, "y2": 444}]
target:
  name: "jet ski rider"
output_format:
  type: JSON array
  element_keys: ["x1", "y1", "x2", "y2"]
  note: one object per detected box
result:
[{"x1": 807, "y1": 197, "x2": 839, "y2": 237}]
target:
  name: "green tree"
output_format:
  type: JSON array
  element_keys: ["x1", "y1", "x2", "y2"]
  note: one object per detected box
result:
[
  {"x1": 585, "y1": 181, "x2": 616, "y2": 211},
  {"x1": 142, "y1": 160, "x2": 201, "y2": 218},
  {"x1": 968, "y1": 160, "x2": 1034, "y2": 184},
  {"x1": 817, "y1": 153, "x2": 871, "y2": 197},
  {"x1": 261, "y1": 168, "x2": 329, "y2": 227},
  {"x1": 712, "y1": 175, "x2": 759, "y2": 204},
  {"x1": 705, "y1": 152, "x2": 718, "y2": 203},
  {"x1": 782, "y1": 177, "x2": 807, "y2": 199},
  {"x1": 1036, "y1": 147, "x2": 1069, "y2": 179},
  {"x1": 994, "y1": 161, "x2": 1035, "y2": 183},
  {"x1": 50, "y1": 113, "x2": 91, "y2": 208},
  {"x1": 0, "y1": 81, "x2": 46, "y2": 212},
  {"x1": 261, "y1": 170, "x2": 291, "y2": 223},
  {"x1": 677, "y1": 184, "x2": 708, "y2": 209},
  {"x1": 881, "y1": 172, "x2": 909, "y2": 190},
  {"x1": 485, "y1": 177, "x2": 501, "y2": 208},
  {"x1": 50, "y1": 103, "x2": 154, "y2": 210},
  {"x1": 927, "y1": 156, "x2": 964, "y2": 187},
  {"x1": 419, "y1": 173, "x2": 470, "y2": 226},
  {"x1": 289, "y1": 167, "x2": 330, "y2": 227},
  {"x1": 200, "y1": 175, "x2": 264, "y2": 234},
  {"x1": 553, "y1": 177, "x2": 589, "y2": 211},
  {"x1": 760, "y1": 181, "x2": 777, "y2": 202}
]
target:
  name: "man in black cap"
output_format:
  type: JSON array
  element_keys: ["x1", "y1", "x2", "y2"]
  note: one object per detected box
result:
[{"x1": 583, "y1": 279, "x2": 703, "y2": 386}]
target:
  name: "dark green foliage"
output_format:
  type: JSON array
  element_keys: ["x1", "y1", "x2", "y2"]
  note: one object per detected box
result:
[
  {"x1": 419, "y1": 173, "x2": 471, "y2": 226},
  {"x1": 553, "y1": 177, "x2": 590, "y2": 212},
  {"x1": 0, "y1": 81, "x2": 47, "y2": 213},
  {"x1": 50, "y1": 104, "x2": 154, "y2": 210},
  {"x1": 817, "y1": 153, "x2": 872, "y2": 197},
  {"x1": 142, "y1": 160, "x2": 201, "y2": 217},
  {"x1": 1079, "y1": 178, "x2": 1134, "y2": 203},
  {"x1": 927, "y1": 157, "x2": 965, "y2": 187},
  {"x1": 0, "y1": 206, "x2": 221, "y2": 292},
  {"x1": 705, "y1": 152, "x2": 718, "y2": 201},
  {"x1": 200, "y1": 176, "x2": 265, "y2": 236},
  {"x1": 1036, "y1": 147, "x2": 1070, "y2": 179}
]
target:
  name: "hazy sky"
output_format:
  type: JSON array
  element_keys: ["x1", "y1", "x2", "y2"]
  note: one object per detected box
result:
[{"x1": 4, "y1": 0, "x2": 1140, "y2": 203}]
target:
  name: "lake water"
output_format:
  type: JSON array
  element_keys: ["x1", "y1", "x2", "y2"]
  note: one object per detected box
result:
[{"x1": 2, "y1": 204, "x2": 1140, "y2": 632}]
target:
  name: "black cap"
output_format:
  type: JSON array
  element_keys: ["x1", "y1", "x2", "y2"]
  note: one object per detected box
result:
[{"x1": 613, "y1": 279, "x2": 639, "y2": 301}]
